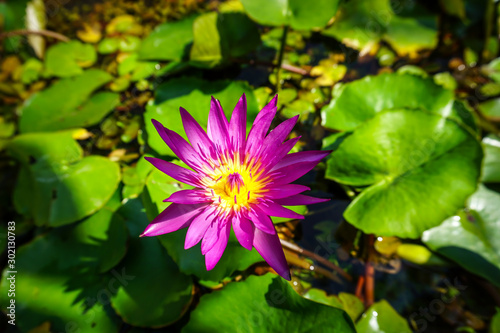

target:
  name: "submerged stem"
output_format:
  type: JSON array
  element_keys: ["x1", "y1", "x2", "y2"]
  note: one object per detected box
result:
[{"x1": 275, "y1": 25, "x2": 289, "y2": 92}]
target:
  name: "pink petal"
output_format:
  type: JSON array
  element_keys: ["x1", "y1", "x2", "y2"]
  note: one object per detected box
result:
[
  {"x1": 205, "y1": 221, "x2": 231, "y2": 270},
  {"x1": 201, "y1": 217, "x2": 222, "y2": 255},
  {"x1": 207, "y1": 97, "x2": 230, "y2": 152},
  {"x1": 164, "y1": 189, "x2": 212, "y2": 204},
  {"x1": 263, "y1": 184, "x2": 310, "y2": 199},
  {"x1": 261, "y1": 136, "x2": 301, "y2": 171},
  {"x1": 232, "y1": 214, "x2": 254, "y2": 250},
  {"x1": 272, "y1": 150, "x2": 331, "y2": 170},
  {"x1": 184, "y1": 205, "x2": 217, "y2": 249},
  {"x1": 228, "y1": 94, "x2": 247, "y2": 154},
  {"x1": 141, "y1": 203, "x2": 207, "y2": 237},
  {"x1": 247, "y1": 205, "x2": 276, "y2": 234},
  {"x1": 246, "y1": 95, "x2": 277, "y2": 157},
  {"x1": 253, "y1": 228, "x2": 290, "y2": 280},
  {"x1": 274, "y1": 194, "x2": 330, "y2": 206},
  {"x1": 144, "y1": 157, "x2": 201, "y2": 187},
  {"x1": 180, "y1": 107, "x2": 214, "y2": 157},
  {"x1": 258, "y1": 201, "x2": 304, "y2": 220}
]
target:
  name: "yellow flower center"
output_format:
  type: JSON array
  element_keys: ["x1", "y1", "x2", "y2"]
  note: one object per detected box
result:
[{"x1": 206, "y1": 162, "x2": 266, "y2": 211}]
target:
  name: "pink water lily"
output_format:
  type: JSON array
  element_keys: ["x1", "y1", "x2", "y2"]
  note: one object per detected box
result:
[{"x1": 141, "y1": 94, "x2": 330, "y2": 280}]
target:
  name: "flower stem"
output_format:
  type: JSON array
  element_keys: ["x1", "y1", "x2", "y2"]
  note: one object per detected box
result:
[
  {"x1": 280, "y1": 238, "x2": 352, "y2": 281},
  {"x1": 275, "y1": 25, "x2": 289, "y2": 92}
]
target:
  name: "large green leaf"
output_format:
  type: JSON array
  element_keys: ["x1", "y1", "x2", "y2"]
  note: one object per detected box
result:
[
  {"x1": 44, "y1": 40, "x2": 97, "y2": 77},
  {"x1": 422, "y1": 185, "x2": 500, "y2": 287},
  {"x1": 0, "y1": 214, "x2": 124, "y2": 331},
  {"x1": 189, "y1": 11, "x2": 260, "y2": 67},
  {"x1": 143, "y1": 168, "x2": 263, "y2": 283},
  {"x1": 326, "y1": 109, "x2": 482, "y2": 238},
  {"x1": 19, "y1": 69, "x2": 115, "y2": 133},
  {"x1": 482, "y1": 135, "x2": 500, "y2": 183},
  {"x1": 145, "y1": 77, "x2": 258, "y2": 156},
  {"x1": 321, "y1": 73, "x2": 474, "y2": 132},
  {"x1": 8, "y1": 131, "x2": 121, "y2": 227},
  {"x1": 322, "y1": 0, "x2": 437, "y2": 57},
  {"x1": 240, "y1": 0, "x2": 339, "y2": 30},
  {"x1": 110, "y1": 199, "x2": 194, "y2": 327},
  {"x1": 183, "y1": 274, "x2": 355, "y2": 333},
  {"x1": 356, "y1": 300, "x2": 412, "y2": 333},
  {"x1": 138, "y1": 15, "x2": 196, "y2": 61}
]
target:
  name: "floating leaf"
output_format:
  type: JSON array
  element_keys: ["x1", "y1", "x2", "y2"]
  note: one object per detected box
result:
[
  {"x1": 183, "y1": 274, "x2": 355, "y2": 332},
  {"x1": 240, "y1": 0, "x2": 340, "y2": 30},
  {"x1": 110, "y1": 199, "x2": 193, "y2": 327},
  {"x1": 97, "y1": 37, "x2": 119, "y2": 54},
  {"x1": 8, "y1": 130, "x2": 121, "y2": 227},
  {"x1": 423, "y1": 185, "x2": 500, "y2": 287},
  {"x1": 356, "y1": 300, "x2": 412, "y2": 333},
  {"x1": 482, "y1": 135, "x2": 500, "y2": 183},
  {"x1": 478, "y1": 98, "x2": 500, "y2": 120},
  {"x1": 326, "y1": 109, "x2": 482, "y2": 238},
  {"x1": 189, "y1": 12, "x2": 259, "y2": 67},
  {"x1": 44, "y1": 41, "x2": 97, "y2": 78},
  {"x1": 145, "y1": 77, "x2": 258, "y2": 156},
  {"x1": 321, "y1": 73, "x2": 476, "y2": 133},
  {"x1": 304, "y1": 289, "x2": 364, "y2": 322},
  {"x1": 19, "y1": 69, "x2": 116, "y2": 133},
  {"x1": 139, "y1": 15, "x2": 196, "y2": 61},
  {"x1": 322, "y1": 0, "x2": 437, "y2": 57},
  {"x1": 0, "y1": 220, "x2": 121, "y2": 332}
]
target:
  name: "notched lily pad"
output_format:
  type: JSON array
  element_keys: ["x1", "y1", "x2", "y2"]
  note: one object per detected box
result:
[
  {"x1": 44, "y1": 40, "x2": 97, "y2": 78},
  {"x1": 326, "y1": 109, "x2": 482, "y2": 238}
]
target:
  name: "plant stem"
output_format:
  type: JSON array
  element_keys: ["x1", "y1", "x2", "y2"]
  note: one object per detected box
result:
[
  {"x1": 364, "y1": 234, "x2": 375, "y2": 307},
  {"x1": 275, "y1": 25, "x2": 289, "y2": 92},
  {"x1": 0, "y1": 29, "x2": 70, "y2": 42},
  {"x1": 280, "y1": 238, "x2": 352, "y2": 281}
]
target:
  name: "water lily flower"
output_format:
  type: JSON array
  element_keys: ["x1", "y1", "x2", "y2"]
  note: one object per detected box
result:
[{"x1": 141, "y1": 94, "x2": 330, "y2": 280}]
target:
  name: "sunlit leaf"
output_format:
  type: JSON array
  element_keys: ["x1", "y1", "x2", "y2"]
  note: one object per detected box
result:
[
  {"x1": 139, "y1": 15, "x2": 197, "y2": 61},
  {"x1": 482, "y1": 135, "x2": 500, "y2": 183},
  {"x1": 240, "y1": 0, "x2": 339, "y2": 30},
  {"x1": 44, "y1": 41, "x2": 97, "y2": 77},
  {"x1": 423, "y1": 185, "x2": 500, "y2": 287},
  {"x1": 8, "y1": 130, "x2": 121, "y2": 227},
  {"x1": 19, "y1": 69, "x2": 115, "y2": 132},
  {"x1": 356, "y1": 300, "x2": 412, "y2": 333},
  {"x1": 322, "y1": 0, "x2": 437, "y2": 57},
  {"x1": 327, "y1": 109, "x2": 482, "y2": 238},
  {"x1": 183, "y1": 274, "x2": 355, "y2": 332}
]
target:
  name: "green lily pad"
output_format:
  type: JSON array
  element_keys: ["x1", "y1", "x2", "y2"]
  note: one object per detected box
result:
[
  {"x1": 190, "y1": 11, "x2": 260, "y2": 67},
  {"x1": 422, "y1": 185, "x2": 500, "y2": 287},
  {"x1": 478, "y1": 98, "x2": 500, "y2": 120},
  {"x1": 240, "y1": 0, "x2": 339, "y2": 30},
  {"x1": 322, "y1": 0, "x2": 437, "y2": 57},
  {"x1": 183, "y1": 274, "x2": 355, "y2": 332},
  {"x1": 326, "y1": 109, "x2": 482, "y2": 238},
  {"x1": 19, "y1": 69, "x2": 116, "y2": 133},
  {"x1": 482, "y1": 135, "x2": 500, "y2": 183},
  {"x1": 143, "y1": 167, "x2": 263, "y2": 283},
  {"x1": 44, "y1": 40, "x2": 97, "y2": 78},
  {"x1": 356, "y1": 300, "x2": 412, "y2": 333},
  {"x1": 321, "y1": 73, "x2": 473, "y2": 132},
  {"x1": 0, "y1": 224, "x2": 121, "y2": 332},
  {"x1": 97, "y1": 37, "x2": 119, "y2": 54},
  {"x1": 20, "y1": 58, "x2": 43, "y2": 84},
  {"x1": 139, "y1": 15, "x2": 196, "y2": 61},
  {"x1": 145, "y1": 77, "x2": 258, "y2": 156},
  {"x1": 8, "y1": 130, "x2": 121, "y2": 227},
  {"x1": 304, "y1": 289, "x2": 364, "y2": 322},
  {"x1": 110, "y1": 199, "x2": 194, "y2": 327}
]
